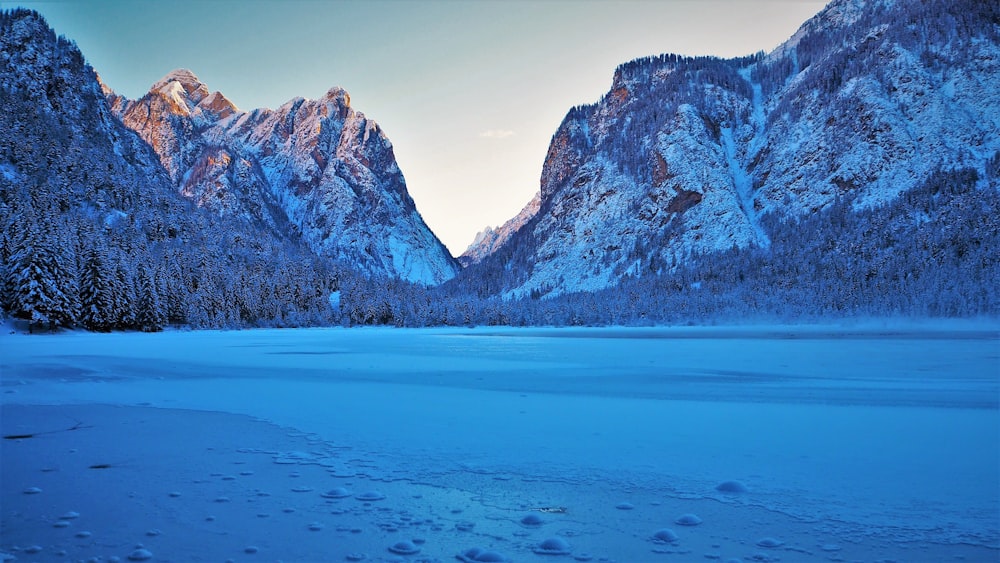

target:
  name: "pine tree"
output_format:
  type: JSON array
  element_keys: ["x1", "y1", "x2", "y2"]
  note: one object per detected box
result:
[
  {"x1": 0, "y1": 198, "x2": 18, "y2": 312},
  {"x1": 112, "y1": 258, "x2": 137, "y2": 329},
  {"x1": 162, "y1": 254, "x2": 188, "y2": 326},
  {"x1": 134, "y1": 264, "x2": 165, "y2": 332},
  {"x1": 79, "y1": 244, "x2": 115, "y2": 331}
]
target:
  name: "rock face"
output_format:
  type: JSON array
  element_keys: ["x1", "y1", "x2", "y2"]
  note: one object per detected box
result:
[
  {"x1": 109, "y1": 70, "x2": 459, "y2": 285},
  {"x1": 460, "y1": 0, "x2": 1000, "y2": 297}
]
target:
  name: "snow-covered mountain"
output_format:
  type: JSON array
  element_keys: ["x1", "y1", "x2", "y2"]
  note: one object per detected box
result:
[
  {"x1": 1, "y1": 10, "x2": 357, "y2": 330},
  {"x1": 107, "y1": 70, "x2": 458, "y2": 285},
  {"x1": 459, "y1": 0, "x2": 1000, "y2": 297},
  {"x1": 459, "y1": 191, "x2": 540, "y2": 267}
]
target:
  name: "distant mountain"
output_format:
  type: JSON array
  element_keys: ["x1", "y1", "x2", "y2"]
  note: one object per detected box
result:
[
  {"x1": 457, "y1": 0, "x2": 1000, "y2": 299},
  {"x1": 459, "y1": 191, "x2": 540, "y2": 267},
  {"x1": 107, "y1": 70, "x2": 458, "y2": 285}
]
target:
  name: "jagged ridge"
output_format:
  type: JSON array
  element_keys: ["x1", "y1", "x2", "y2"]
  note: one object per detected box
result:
[{"x1": 109, "y1": 70, "x2": 459, "y2": 285}]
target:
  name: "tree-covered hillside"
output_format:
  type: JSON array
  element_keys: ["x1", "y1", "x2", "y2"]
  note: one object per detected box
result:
[{"x1": 0, "y1": 9, "x2": 340, "y2": 331}]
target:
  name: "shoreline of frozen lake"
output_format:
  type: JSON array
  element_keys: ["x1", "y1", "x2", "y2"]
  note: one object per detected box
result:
[{"x1": 2, "y1": 325, "x2": 998, "y2": 561}]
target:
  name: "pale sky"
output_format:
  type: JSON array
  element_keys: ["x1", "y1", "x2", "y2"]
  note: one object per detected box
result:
[{"x1": 6, "y1": 0, "x2": 828, "y2": 255}]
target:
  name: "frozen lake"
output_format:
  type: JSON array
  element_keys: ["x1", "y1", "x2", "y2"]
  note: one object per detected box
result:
[{"x1": 2, "y1": 325, "x2": 998, "y2": 562}]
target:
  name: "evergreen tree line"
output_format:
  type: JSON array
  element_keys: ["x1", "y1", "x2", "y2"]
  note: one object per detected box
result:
[{"x1": 0, "y1": 170, "x2": 340, "y2": 332}]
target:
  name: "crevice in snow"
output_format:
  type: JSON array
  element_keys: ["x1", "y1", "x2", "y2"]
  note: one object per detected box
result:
[{"x1": 721, "y1": 68, "x2": 770, "y2": 249}]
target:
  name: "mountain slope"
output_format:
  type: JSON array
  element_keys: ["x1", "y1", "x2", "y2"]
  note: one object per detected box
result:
[
  {"x1": 108, "y1": 70, "x2": 459, "y2": 285},
  {"x1": 458, "y1": 0, "x2": 1000, "y2": 298},
  {"x1": 0, "y1": 9, "x2": 341, "y2": 330}
]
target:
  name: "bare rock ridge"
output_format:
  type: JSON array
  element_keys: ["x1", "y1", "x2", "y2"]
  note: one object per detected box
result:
[
  {"x1": 460, "y1": 0, "x2": 1000, "y2": 297},
  {"x1": 109, "y1": 70, "x2": 459, "y2": 285}
]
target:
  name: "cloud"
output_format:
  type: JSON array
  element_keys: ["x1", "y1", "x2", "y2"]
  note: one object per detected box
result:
[{"x1": 479, "y1": 129, "x2": 515, "y2": 139}]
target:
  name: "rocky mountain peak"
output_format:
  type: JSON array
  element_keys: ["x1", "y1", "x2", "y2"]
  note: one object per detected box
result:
[
  {"x1": 151, "y1": 69, "x2": 207, "y2": 106},
  {"x1": 151, "y1": 69, "x2": 203, "y2": 93},
  {"x1": 323, "y1": 86, "x2": 350, "y2": 107},
  {"x1": 108, "y1": 69, "x2": 458, "y2": 285},
  {"x1": 146, "y1": 69, "x2": 237, "y2": 121}
]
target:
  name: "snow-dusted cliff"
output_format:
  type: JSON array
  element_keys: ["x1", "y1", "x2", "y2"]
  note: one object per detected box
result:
[
  {"x1": 461, "y1": 0, "x2": 1000, "y2": 297},
  {"x1": 109, "y1": 71, "x2": 459, "y2": 285}
]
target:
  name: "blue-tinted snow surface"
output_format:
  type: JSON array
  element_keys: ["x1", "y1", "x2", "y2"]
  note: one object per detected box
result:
[{"x1": 1, "y1": 324, "x2": 998, "y2": 562}]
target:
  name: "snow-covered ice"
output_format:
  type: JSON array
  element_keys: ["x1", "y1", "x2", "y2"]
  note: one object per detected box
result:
[{"x1": 1, "y1": 324, "x2": 997, "y2": 562}]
